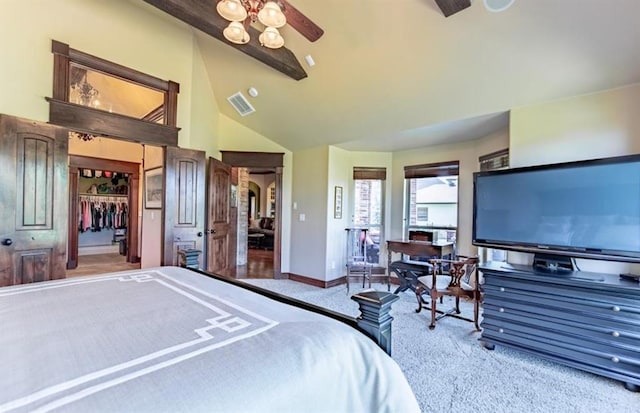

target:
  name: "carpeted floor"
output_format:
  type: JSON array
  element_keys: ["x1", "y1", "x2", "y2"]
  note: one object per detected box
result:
[{"x1": 242, "y1": 279, "x2": 638, "y2": 413}]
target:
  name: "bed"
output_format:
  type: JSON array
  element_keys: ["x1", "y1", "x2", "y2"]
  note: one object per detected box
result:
[{"x1": 0, "y1": 266, "x2": 419, "y2": 413}]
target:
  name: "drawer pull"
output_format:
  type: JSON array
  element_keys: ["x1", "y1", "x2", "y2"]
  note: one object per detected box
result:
[
  {"x1": 499, "y1": 287, "x2": 505, "y2": 292},
  {"x1": 498, "y1": 328, "x2": 504, "y2": 333},
  {"x1": 612, "y1": 331, "x2": 620, "y2": 338},
  {"x1": 499, "y1": 308, "x2": 505, "y2": 313},
  {"x1": 612, "y1": 306, "x2": 621, "y2": 312},
  {"x1": 611, "y1": 356, "x2": 620, "y2": 363}
]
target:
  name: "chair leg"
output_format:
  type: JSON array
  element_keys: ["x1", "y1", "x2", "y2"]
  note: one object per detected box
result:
[
  {"x1": 455, "y1": 296, "x2": 461, "y2": 314},
  {"x1": 473, "y1": 297, "x2": 481, "y2": 331},
  {"x1": 415, "y1": 286, "x2": 424, "y2": 313},
  {"x1": 429, "y1": 292, "x2": 437, "y2": 330}
]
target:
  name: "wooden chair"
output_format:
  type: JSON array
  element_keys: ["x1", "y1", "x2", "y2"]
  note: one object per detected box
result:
[{"x1": 415, "y1": 256, "x2": 481, "y2": 330}]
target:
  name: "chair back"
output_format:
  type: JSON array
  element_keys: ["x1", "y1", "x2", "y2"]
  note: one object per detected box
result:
[{"x1": 430, "y1": 256, "x2": 479, "y2": 289}]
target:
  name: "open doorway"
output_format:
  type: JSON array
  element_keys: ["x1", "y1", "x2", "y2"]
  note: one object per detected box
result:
[
  {"x1": 245, "y1": 168, "x2": 276, "y2": 278},
  {"x1": 66, "y1": 137, "x2": 145, "y2": 277}
]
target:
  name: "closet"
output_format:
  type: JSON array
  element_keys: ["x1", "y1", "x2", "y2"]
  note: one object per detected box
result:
[
  {"x1": 67, "y1": 155, "x2": 140, "y2": 269},
  {"x1": 77, "y1": 170, "x2": 130, "y2": 256}
]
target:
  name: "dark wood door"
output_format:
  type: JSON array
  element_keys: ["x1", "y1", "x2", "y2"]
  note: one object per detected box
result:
[
  {"x1": 0, "y1": 115, "x2": 68, "y2": 286},
  {"x1": 207, "y1": 157, "x2": 236, "y2": 275},
  {"x1": 162, "y1": 147, "x2": 206, "y2": 266}
]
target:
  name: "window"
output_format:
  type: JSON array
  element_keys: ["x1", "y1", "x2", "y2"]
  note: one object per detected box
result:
[
  {"x1": 404, "y1": 161, "x2": 459, "y2": 243},
  {"x1": 352, "y1": 167, "x2": 386, "y2": 265}
]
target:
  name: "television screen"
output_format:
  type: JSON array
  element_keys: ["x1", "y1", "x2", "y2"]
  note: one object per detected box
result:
[{"x1": 473, "y1": 154, "x2": 640, "y2": 262}]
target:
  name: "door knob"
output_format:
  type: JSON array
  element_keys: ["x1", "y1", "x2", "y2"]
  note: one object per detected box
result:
[
  {"x1": 1, "y1": 238, "x2": 13, "y2": 246},
  {"x1": 197, "y1": 232, "x2": 203, "y2": 237}
]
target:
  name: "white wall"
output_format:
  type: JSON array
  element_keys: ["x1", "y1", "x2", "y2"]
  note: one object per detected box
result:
[
  {"x1": 509, "y1": 83, "x2": 640, "y2": 273},
  {"x1": 326, "y1": 147, "x2": 351, "y2": 280},
  {"x1": 141, "y1": 145, "x2": 164, "y2": 268},
  {"x1": 290, "y1": 146, "x2": 329, "y2": 280}
]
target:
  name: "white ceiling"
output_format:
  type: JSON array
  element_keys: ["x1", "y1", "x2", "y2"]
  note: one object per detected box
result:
[{"x1": 143, "y1": 0, "x2": 640, "y2": 152}]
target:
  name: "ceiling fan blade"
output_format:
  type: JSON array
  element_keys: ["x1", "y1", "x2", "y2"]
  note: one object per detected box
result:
[
  {"x1": 279, "y1": 0, "x2": 324, "y2": 42},
  {"x1": 434, "y1": 0, "x2": 471, "y2": 17}
]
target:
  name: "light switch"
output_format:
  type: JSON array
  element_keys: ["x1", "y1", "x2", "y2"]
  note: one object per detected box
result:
[
  {"x1": 293, "y1": 202, "x2": 298, "y2": 210},
  {"x1": 299, "y1": 213, "x2": 305, "y2": 222}
]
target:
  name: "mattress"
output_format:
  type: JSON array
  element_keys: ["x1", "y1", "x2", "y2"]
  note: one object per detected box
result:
[{"x1": 0, "y1": 266, "x2": 419, "y2": 413}]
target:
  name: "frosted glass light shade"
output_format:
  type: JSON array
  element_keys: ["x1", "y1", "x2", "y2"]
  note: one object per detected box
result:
[
  {"x1": 259, "y1": 26, "x2": 284, "y2": 48},
  {"x1": 257, "y1": 2, "x2": 286, "y2": 28},
  {"x1": 217, "y1": 0, "x2": 248, "y2": 22},
  {"x1": 223, "y1": 21, "x2": 250, "y2": 44}
]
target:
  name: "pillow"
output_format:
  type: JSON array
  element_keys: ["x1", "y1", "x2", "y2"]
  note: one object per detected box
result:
[{"x1": 249, "y1": 219, "x2": 260, "y2": 229}]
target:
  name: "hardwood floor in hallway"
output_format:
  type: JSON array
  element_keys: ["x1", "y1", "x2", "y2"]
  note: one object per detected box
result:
[{"x1": 232, "y1": 248, "x2": 274, "y2": 279}]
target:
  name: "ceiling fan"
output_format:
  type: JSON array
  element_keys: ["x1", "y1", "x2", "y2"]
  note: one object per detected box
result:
[
  {"x1": 216, "y1": 0, "x2": 324, "y2": 48},
  {"x1": 434, "y1": 0, "x2": 516, "y2": 17}
]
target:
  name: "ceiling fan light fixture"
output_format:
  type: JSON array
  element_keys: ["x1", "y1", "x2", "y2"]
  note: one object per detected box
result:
[
  {"x1": 259, "y1": 26, "x2": 284, "y2": 49},
  {"x1": 217, "y1": 0, "x2": 248, "y2": 22},
  {"x1": 257, "y1": 2, "x2": 286, "y2": 28},
  {"x1": 223, "y1": 21, "x2": 250, "y2": 44}
]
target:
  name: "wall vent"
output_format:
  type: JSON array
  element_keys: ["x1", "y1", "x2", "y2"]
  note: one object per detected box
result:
[{"x1": 227, "y1": 92, "x2": 255, "y2": 116}]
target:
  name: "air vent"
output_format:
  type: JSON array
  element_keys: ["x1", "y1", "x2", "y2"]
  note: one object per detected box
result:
[{"x1": 227, "y1": 92, "x2": 255, "y2": 116}]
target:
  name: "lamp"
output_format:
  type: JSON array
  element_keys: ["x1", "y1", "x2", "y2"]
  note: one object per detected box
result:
[{"x1": 217, "y1": 0, "x2": 287, "y2": 48}]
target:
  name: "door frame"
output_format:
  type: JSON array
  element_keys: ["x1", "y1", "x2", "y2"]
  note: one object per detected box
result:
[
  {"x1": 220, "y1": 151, "x2": 284, "y2": 279},
  {"x1": 67, "y1": 155, "x2": 140, "y2": 268}
]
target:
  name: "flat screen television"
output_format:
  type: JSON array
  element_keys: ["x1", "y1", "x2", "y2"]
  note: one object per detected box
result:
[{"x1": 473, "y1": 154, "x2": 640, "y2": 263}]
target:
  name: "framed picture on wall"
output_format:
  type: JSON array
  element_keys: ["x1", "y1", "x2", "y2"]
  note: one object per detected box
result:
[
  {"x1": 144, "y1": 167, "x2": 163, "y2": 209},
  {"x1": 334, "y1": 186, "x2": 343, "y2": 219}
]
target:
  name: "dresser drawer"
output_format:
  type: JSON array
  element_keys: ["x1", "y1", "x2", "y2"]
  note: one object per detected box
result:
[
  {"x1": 483, "y1": 294, "x2": 640, "y2": 330},
  {"x1": 483, "y1": 276, "x2": 640, "y2": 311},
  {"x1": 483, "y1": 303, "x2": 640, "y2": 350},
  {"x1": 481, "y1": 322, "x2": 640, "y2": 379},
  {"x1": 483, "y1": 284, "x2": 640, "y2": 323}
]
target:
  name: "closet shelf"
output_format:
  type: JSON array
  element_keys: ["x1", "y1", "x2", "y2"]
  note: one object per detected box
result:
[{"x1": 79, "y1": 193, "x2": 128, "y2": 197}]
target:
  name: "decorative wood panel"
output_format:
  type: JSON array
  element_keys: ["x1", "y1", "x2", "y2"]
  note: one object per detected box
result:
[
  {"x1": 16, "y1": 135, "x2": 54, "y2": 229},
  {"x1": 16, "y1": 250, "x2": 52, "y2": 285},
  {"x1": 48, "y1": 98, "x2": 179, "y2": 147}
]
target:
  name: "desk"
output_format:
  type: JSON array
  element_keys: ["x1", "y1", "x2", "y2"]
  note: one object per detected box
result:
[{"x1": 386, "y1": 240, "x2": 454, "y2": 291}]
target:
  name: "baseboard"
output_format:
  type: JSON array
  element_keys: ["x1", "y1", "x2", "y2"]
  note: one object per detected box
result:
[{"x1": 283, "y1": 272, "x2": 400, "y2": 289}]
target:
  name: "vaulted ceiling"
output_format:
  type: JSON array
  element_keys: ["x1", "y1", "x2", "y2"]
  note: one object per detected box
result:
[{"x1": 137, "y1": 0, "x2": 640, "y2": 152}]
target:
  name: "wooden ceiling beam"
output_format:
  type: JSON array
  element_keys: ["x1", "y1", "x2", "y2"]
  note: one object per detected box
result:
[
  {"x1": 434, "y1": 0, "x2": 471, "y2": 17},
  {"x1": 143, "y1": 0, "x2": 307, "y2": 80}
]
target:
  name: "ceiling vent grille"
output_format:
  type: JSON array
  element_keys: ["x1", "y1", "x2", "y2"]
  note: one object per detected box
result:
[{"x1": 227, "y1": 92, "x2": 255, "y2": 116}]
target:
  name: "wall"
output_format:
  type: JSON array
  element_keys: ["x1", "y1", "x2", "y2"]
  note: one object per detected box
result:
[
  {"x1": 391, "y1": 130, "x2": 510, "y2": 257},
  {"x1": 326, "y1": 147, "x2": 351, "y2": 280},
  {"x1": 509, "y1": 84, "x2": 640, "y2": 273},
  {"x1": 290, "y1": 146, "x2": 329, "y2": 280},
  {"x1": 141, "y1": 145, "x2": 164, "y2": 268}
]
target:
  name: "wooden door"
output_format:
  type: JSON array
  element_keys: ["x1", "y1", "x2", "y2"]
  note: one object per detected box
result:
[
  {"x1": 163, "y1": 147, "x2": 206, "y2": 266},
  {"x1": 0, "y1": 115, "x2": 68, "y2": 286},
  {"x1": 207, "y1": 157, "x2": 236, "y2": 275}
]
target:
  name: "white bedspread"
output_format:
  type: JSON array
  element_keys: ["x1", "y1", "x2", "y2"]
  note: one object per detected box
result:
[{"x1": 0, "y1": 266, "x2": 419, "y2": 413}]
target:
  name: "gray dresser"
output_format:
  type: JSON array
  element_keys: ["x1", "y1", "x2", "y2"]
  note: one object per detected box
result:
[{"x1": 480, "y1": 262, "x2": 640, "y2": 391}]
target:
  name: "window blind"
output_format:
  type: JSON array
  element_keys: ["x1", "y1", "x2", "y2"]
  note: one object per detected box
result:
[
  {"x1": 404, "y1": 161, "x2": 459, "y2": 179},
  {"x1": 353, "y1": 167, "x2": 386, "y2": 180},
  {"x1": 479, "y1": 148, "x2": 509, "y2": 171}
]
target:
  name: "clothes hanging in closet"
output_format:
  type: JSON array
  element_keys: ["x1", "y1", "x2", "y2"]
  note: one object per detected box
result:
[{"x1": 78, "y1": 198, "x2": 128, "y2": 233}]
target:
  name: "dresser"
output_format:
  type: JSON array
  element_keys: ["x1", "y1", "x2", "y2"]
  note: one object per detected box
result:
[{"x1": 480, "y1": 262, "x2": 640, "y2": 391}]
